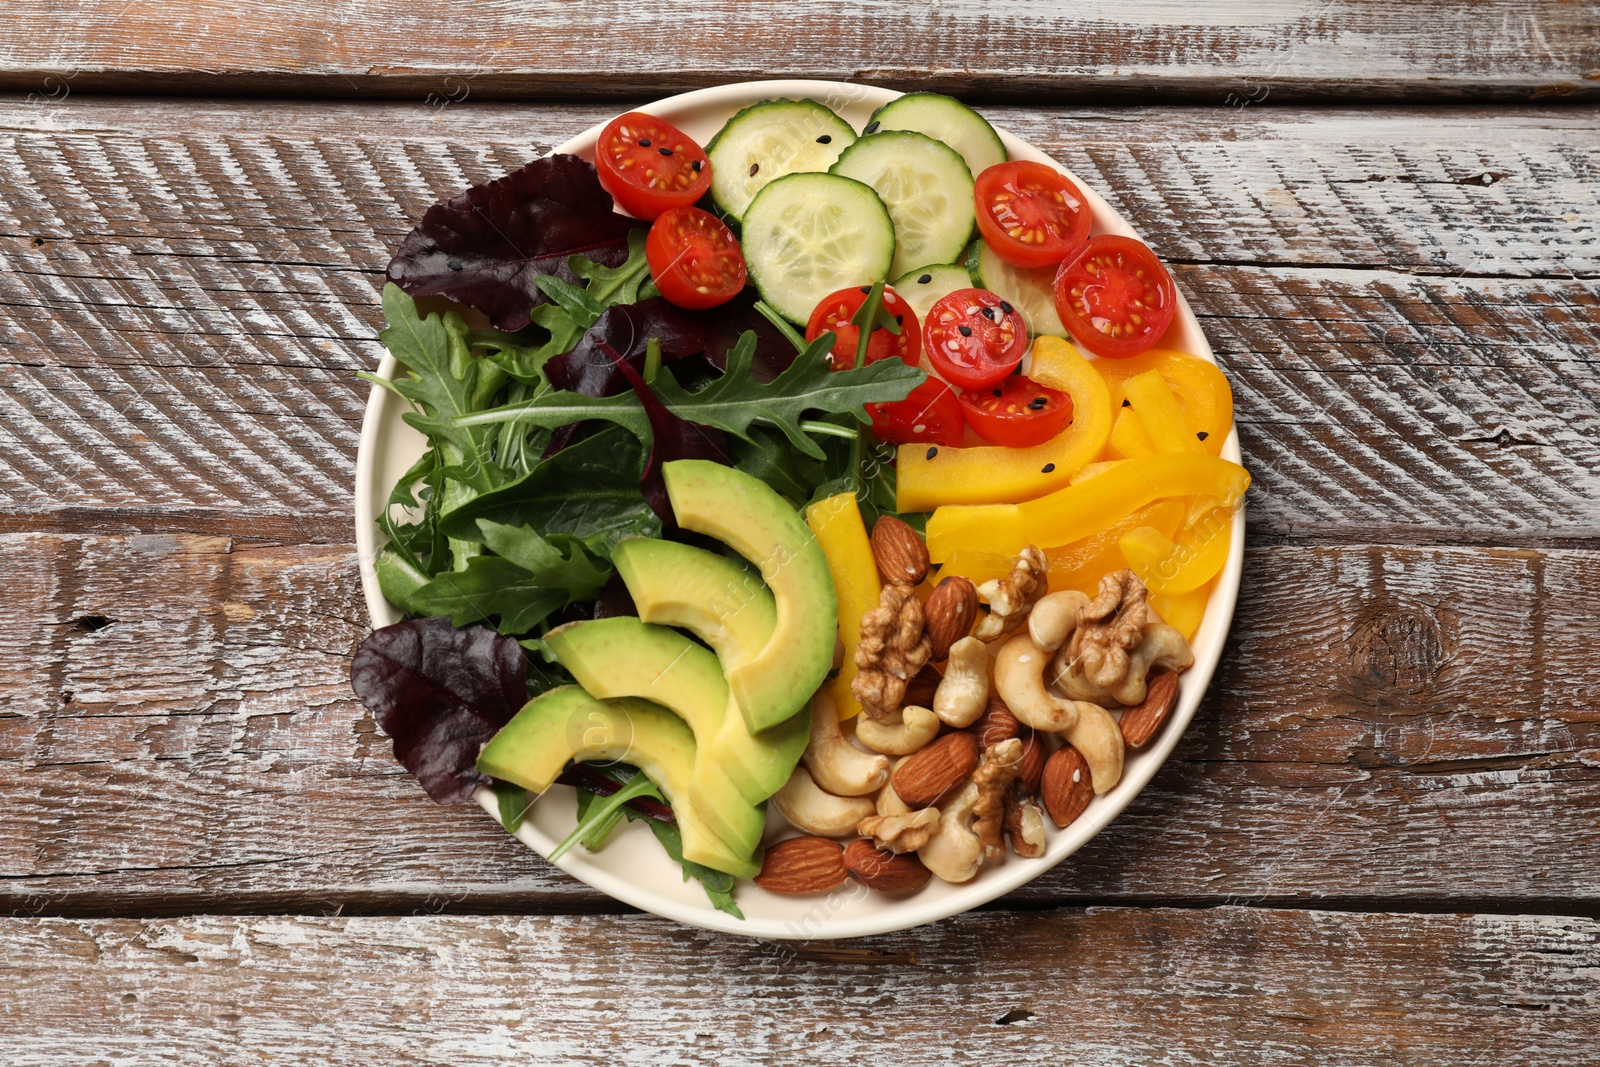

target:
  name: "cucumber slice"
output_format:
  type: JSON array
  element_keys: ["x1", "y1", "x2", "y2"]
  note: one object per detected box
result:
[
  {"x1": 967, "y1": 239, "x2": 1068, "y2": 338},
  {"x1": 705, "y1": 99, "x2": 857, "y2": 222},
  {"x1": 742, "y1": 172, "x2": 895, "y2": 324},
  {"x1": 891, "y1": 263, "x2": 974, "y2": 324},
  {"x1": 869, "y1": 92, "x2": 1007, "y2": 180},
  {"x1": 829, "y1": 130, "x2": 975, "y2": 279}
]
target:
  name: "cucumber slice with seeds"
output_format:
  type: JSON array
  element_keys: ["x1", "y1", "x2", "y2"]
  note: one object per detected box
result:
[
  {"x1": 706, "y1": 99, "x2": 857, "y2": 222},
  {"x1": 829, "y1": 130, "x2": 975, "y2": 279},
  {"x1": 891, "y1": 263, "x2": 975, "y2": 324},
  {"x1": 869, "y1": 92, "x2": 1007, "y2": 180},
  {"x1": 966, "y1": 239, "x2": 1069, "y2": 338},
  {"x1": 742, "y1": 172, "x2": 895, "y2": 324}
]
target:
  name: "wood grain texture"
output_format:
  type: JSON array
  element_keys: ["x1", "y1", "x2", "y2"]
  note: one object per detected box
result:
[
  {"x1": 0, "y1": 100, "x2": 1595, "y2": 543},
  {"x1": 3, "y1": 534, "x2": 1597, "y2": 915},
  {"x1": 1, "y1": 909, "x2": 1597, "y2": 1064},
  {"x1": 2, "y1": 1, "x2": 1597, "y2": 102}
]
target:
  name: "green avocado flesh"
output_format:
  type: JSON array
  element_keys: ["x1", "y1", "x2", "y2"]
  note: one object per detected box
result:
[
  {"x1": 476, "y1": 686, "x2": 759, "y2": 879},
  {"x1": 661, "y1": 461, "x2": 838, "y2": 734},
  {"x1": 544, "y1": 617, "x2": 766, "y2": 859},
  {"x1": 611, "y1": 537, "x2": 809, "y2": 803}
]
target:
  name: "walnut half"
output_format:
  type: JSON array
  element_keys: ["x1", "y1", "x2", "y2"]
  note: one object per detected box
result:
[
  {"x1": 1049, "y1": 570, "x2": 1194, "y2": 707},
  {"x1": 852, "y1": 583, "x2": 932, "y2": 721},
  {"x1": 973, "y1": 547, "x2": 1048, "y2": 641}
]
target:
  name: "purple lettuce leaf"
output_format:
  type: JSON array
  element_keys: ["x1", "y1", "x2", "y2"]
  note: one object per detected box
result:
[
  {"x1": 386, "y1": 154, "x2": 638, "y2": 332},
  {"x1": 604, "y1": 345, "x2": 730, "y2": 527},
  {"x1": 351, "y1": 617, "x2": 527, "y2": 804}
]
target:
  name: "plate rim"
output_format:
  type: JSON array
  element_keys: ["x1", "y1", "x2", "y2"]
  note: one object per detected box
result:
[{"x1": 354, "y1": 78, "x2": 1246, "y2": 940}]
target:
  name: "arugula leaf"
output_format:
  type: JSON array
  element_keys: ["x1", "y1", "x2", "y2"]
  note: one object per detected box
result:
[
  {"x1": 651, "y1": 332, "x2": 924, "y2": 460},
  {"x1": 640, "y1": 815, "x2": 743, "y2": 919},
  {"x1": 438, "y1": 424, "x2": 662, "y2": 553},
  {"x1": 458, "y1": 331, "x2": 925, "y2": 463},
  {"x1": 549, "y1": 769, "x2": 665, "y2": 861},
  {"x1": 493, "y1": 781, "x2": 532, "y2": 833}
]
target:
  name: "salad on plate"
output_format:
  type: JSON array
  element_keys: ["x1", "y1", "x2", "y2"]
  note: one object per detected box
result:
[{"x1": 350, "y1": 87, "x2": 1250, "y2": 924}]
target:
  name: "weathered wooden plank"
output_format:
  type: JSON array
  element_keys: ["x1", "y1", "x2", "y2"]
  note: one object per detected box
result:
[
  {"x1": 2, "y1": 1, "x2": 1597, "y2": 102},
  {"x1": 0, "y1": 102, "x2": 1595, "y2": 542},
  {"x1": 1, "y1": 909, "x2": 1596, "y2": 1065},
  {"x1": 3, "y1": 534, "x2": 1597, "y2": 914}
]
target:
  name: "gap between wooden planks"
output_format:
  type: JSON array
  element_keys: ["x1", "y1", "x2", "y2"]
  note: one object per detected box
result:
[
  {"x1": 2, "y1": 534, "x2": 1595, "y2": 916},
  {"x1": 0, "y1": 101, "x2": 1595, "y2": 543},
  {"x1": 0, "y1": 0, "x2": 1596, "y2": 102},
  {"x1": 0, "y1": 909, "x2": 1596, "y2": 1065}
]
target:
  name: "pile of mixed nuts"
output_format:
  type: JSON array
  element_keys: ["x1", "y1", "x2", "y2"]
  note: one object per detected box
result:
[{"x1": 755, "y1": 516, "x2": 1195, "y2": 896}]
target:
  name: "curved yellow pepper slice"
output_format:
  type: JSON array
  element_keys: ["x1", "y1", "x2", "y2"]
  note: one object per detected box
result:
[
  {"x1": 804, "y1": 493, "x2": 880, "y2": 720},
  {"x1": 895, "y1": 336, "x2": 1113, "y2": 511},
  {"x1": 927, "y1": 453, "x2": 1250, "y2": 563},
  {"x1": 1118, "y1": 505, "x2": 1232, "y2": 594},
  {"x1": 1150, "y1": 583, "x2": 1212, "y2": 641},
  {"x1": 1094, "y1": 349, "x2": 1234, "y2": 456}
]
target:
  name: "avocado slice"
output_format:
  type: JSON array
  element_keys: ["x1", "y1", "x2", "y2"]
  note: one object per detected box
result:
[
  {"x1": 477, "y1": 686, "x2": 760, "y2": 880},
  {"x1": 662, "y1": 461, "x2": 839, "y2": 733},
  {"x1": 611, "y1": 538, "x2": 809, "y2": 803},
  {"x1": 544, "y1": 617, "x2": 767, "y2": 858}
]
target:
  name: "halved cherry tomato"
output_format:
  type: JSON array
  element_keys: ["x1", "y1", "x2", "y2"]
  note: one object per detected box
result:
[
  {"x1": 868, "y1": 378, "x2": 964, "y2": 447},
  {"x1": 923, "y1": 288, "x2": 1028, "y2": 390},
  {"x1": 595, "y1": 112, "x2": 713, "y2": 221},
  {"x1": 958, "y1": 375, "x2": 1074, "y2": 448},
  {"x1": 645, "y1": 206, "x2": 746, "y2": 310},
  {"x1": 1053, "y1": 235, "x2": 1176, "y2": 358},
  {"x1": 805, "y1": 285, "x2": 921, "y2": 371},
  {"x1": 974, "y1": 161, "x2": 1093, "y2": 269}
]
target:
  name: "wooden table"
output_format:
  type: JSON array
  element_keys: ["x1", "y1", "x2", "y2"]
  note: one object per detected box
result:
[{"x1": 2, "y1": 3, "x2": 1597, "y2": 1061}]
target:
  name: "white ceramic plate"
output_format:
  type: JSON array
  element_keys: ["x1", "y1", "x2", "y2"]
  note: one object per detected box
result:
[{"x1": 355, "y1": 79, "x2": 1245, "y2": 940}]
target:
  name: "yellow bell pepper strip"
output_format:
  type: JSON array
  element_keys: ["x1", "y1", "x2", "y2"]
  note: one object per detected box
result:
[
  {"x1": 1122, "y1": 369, "x2": 1204, "y2": 455},
  {"x1": 1071, "y1": 459, "x2": 1125, "y2": 485},
  {"x1": 1118, "y1": 505, "x2": 1231, "y2": 594},
  {"x1": 935, "y1": 499, "x2": 1184, "y2": 593},
  {"x1": 1106, "y1": 406, "x2": 1158, "y2": 460},
  {"x1": 804, "y1": 493, "x2": 881, "y2": 720},
  {"x1": 895, "y1": 336, "x2": 1113, "y2": 511},
  {"x1": 927, "y1": 453, "x2": 1250, "y2": 563},
  {"x1": 1150, "y1": 582, "x2": 1212, "y2": 641},
  {"x1": 1094, "y1": 349, "x2": 1234, "y2": 456}
]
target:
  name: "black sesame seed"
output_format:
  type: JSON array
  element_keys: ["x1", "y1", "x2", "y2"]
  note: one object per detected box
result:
[
  {"x1": 1041, "y1": 463, "x2": 1056, "y2": 473},
  {"x1": 816, "y1": 134, "x2": 832, "y2": 144},
  {"x1": 749, "y1": 162, "x2": 760, "y2": 176},
  {"x1": 1029, "y1": 397, "x2": 1047, "y2": 410},
  {"x1": 1122, "y1": 398, "x2": 1131, "y2": 407},
  {"x1": 860, "y1": 286, "x2": 871, "y2": 294},
  {"x1": 926, "y1": 446, "x2": 938, "y2": 460},
  {"x1": 918, "y1": 273, "x2": 932, "y2": 284},
  {"x1": 864, "y1": 120, "x2": 881, "y2": 134},
  {"x1": 658, "y1": 146, "x2": 673, "y2": 156},
  {"x1": 638, "y1": 138, "x2": 651, "y2": 148},
  {"x1": 958, "y1": 325, "x2": 973, "y2": 337},
  {"x1": 999, "y1": 300, "x2": 1014, "y2": 314},
  {"x1": 691, "y1": 159, "x2": 703, "y2": 172},
  {"x1": 980, "y1": 306, "x2": 996, "y2": 320},
  {"x1": 447, "y1": 259, "x2": 463, "y2": 272},
  {"x1": 992, "y1": 388, "x2": 1003, "y2": 397},
  {"x1": 895, "y1": 314, "x2": 904, "y2": 325},
  {"x1": 1197, "y1": 431, "x2": 1210, "y2": 441}
]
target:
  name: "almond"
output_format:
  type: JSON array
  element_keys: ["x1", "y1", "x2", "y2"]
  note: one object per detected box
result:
[
  {"x1": 1016, "y1": 728, "x2": 1045, "y2": 793},
  {"x1": 975, "y1": 696, "x2": 1021, "y2": 746},
  {"x1": 1119, "y1": 670, "x2": 1180, "y2": 748},
  {"x1": 923, "y1": 576, "x2": 979, "y2": 661},
  {"x1": 903, "y1": 662, "x2": 944, "y2": 709},
  {"x1": 871, "y1": 515, "x2": 930, "y2": 586},
  {"x1": 753, "y1": 836, "x2": 848, "y2": 895},
  {"x1": 842, "y1": 839, "x2": 932, "y2": 894},
  {"x1": 892, "y1": 730, "x2": 980, "y2": 809},
  {"x1": 1040, "y1": 745, "x2": 1094, "y2": 828}
]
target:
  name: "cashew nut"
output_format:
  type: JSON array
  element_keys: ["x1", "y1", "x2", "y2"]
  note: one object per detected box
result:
[
  {"x1": 1027, "y1": 591, "x2": 1090, "y2": 653},
  {"x1": 932, "y1": 637, "x2": 989, "y2": 727},
  {"x1": 876, "y1": 758, "x2": 914, "y2": 816},
  {"x1": 1064, "y1": 701, "x2": 1125, "y2": 794},
  {"x1": 857, "y1": 807, "x2": 941, "y2": 853},
  {"x1": 771, "y1": 765, "x2": 876, "y2": 837},
  {"x1": 917, "y1": 780, "x2": 983, "y2": 883},
  {"x1": 993, "y1": 632, "x2": 1084, "y2": 733},
  {"x1": 855, "y1": 704, "x2": 940, "y2": 755},
  {"x1": 801, "y1": 690, "x2": 889, "y2": 796},
  {"x1": 1052, "y1": 622, "x2": 1195, "y2": 707}
]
